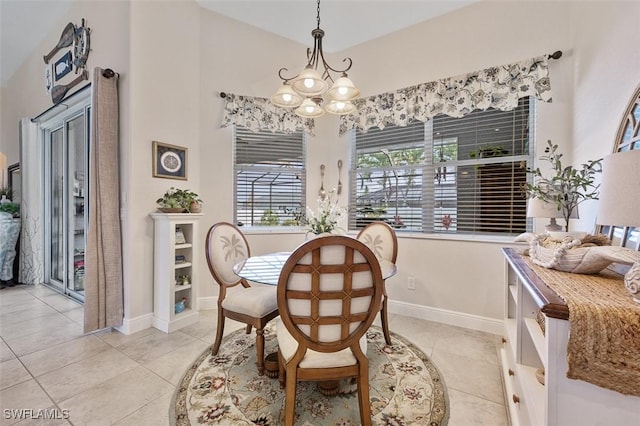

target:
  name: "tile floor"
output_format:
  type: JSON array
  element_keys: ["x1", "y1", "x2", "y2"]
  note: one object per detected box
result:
[{"x1": 0, "y1": 284, "x2": 508, "y2": 425}]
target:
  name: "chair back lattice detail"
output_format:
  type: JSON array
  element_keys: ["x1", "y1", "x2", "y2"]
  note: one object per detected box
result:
[
  {"x1": 205, "y1": 222, "x2": 250, "y2": 287},
  {"x1": 357, "y1": 221, "x2": 398, "y2": 263},
  {"x1": 277, "y1": 236, "x2": 384, "y2": 354}
]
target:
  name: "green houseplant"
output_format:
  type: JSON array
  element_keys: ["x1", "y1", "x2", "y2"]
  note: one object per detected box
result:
[
  {"x1": 524, "y1": 140, "x2": 602, "y2": 232},
  {"x1": 0, "y1": 201, "x2": 20, "y2": 218},
  {"x1": 0, "y1": 187, "x2": 19, "y2": 218},
  {"x1": 156, "y1": 187, "x2": 202, "y2": 213}
]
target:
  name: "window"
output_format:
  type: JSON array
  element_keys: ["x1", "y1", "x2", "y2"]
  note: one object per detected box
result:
[
  {"x1": 350, "y1": 97, "x2": 533, "y2": 235},
  {"x1": 234, "y1": 126, "x2": 306, "y2": 227},
  {"x1": 599, "y1": 83, "x2": 640, "y2": 257}
]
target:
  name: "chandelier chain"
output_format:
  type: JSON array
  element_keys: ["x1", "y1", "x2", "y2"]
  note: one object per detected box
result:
[{"x1": 316, "y1": 0, "x2": 321, "y2": 30}]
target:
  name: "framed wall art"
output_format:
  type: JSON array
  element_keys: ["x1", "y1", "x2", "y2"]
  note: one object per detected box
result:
[
  {"x1": 54, "y1": 51, "x2": 73, "y2": 81},
  {"x1": 153, "y1": 141, "x2": 187, "y2": 180}
]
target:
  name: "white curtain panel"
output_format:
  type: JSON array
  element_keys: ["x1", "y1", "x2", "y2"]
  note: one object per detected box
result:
[{"x1": 18, "y1": 118, "x2": 44, "y2": 285}]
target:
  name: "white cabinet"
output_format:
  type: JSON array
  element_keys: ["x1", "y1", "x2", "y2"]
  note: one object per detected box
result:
[
  {"x1": 500, "y1": 248, "x2": 639, "y2": 426},
  {"x1": 150, "y1": 213, "x2": 202, "y2": 332}
]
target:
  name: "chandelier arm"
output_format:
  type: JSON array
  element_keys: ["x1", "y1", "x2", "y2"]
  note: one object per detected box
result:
[
  {"x1": 277, "y1": 67, "x2": 301, "y2": 84},
  {"x1": 306, "y1": 45, "x2": 318, "y2": 69},
  {"x1": 323, "y1": 56, "x2": 353, "y2": 76},
  {"x1": 316, "y1": 37, "x2": 353, "y2": 78}
]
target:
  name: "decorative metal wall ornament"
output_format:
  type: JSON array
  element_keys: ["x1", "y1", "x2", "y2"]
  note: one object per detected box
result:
[
  {"x1": 54, "y1": 51, "x2": 73, "y2": 81},
  {"x1": 43, "y1": 22, "x2": 76, "y2": 64},
  {"x1": 73, "y1": 19, "x2": 91, "y2": 71},
  {"x1": 43, "y1": 18, "x2": 91, "y2": 104},
  {"x1": 51, "y1": 69, "x2": 88, "y2": 104}
]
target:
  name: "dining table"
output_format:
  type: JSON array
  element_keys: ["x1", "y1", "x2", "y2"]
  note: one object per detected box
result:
[{"x1": 233, "y1": 251, "x2": 397, "y2": 285}]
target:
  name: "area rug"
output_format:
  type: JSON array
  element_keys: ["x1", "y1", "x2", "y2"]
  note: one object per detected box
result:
[{"x1": 173, "y1": 323, "x2": 449, "y2": 425}]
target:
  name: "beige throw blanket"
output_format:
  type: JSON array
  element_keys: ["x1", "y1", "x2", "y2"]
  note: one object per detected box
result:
[{"x1": 523, "y1": 257, "x2": 640, "y2": 396}]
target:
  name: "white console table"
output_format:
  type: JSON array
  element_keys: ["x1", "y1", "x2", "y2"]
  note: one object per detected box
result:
[{"x1": 500, "y1": 248, "x2": 639, "y2": 426}]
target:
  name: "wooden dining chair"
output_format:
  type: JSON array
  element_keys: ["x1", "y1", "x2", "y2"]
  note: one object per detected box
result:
[
  {"x1": 205, "y1": 222, "x2": 279, "y2": 375},
  {"x1": 276, "y1": 235, "x2": 384, "y2": 426},
  {"x1": 357, "y1": 221, "x2": 398, "y2": 345}
]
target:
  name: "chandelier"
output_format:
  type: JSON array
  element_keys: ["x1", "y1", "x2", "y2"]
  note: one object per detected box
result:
[{"x1": 270, "y1": 0, "x2": 360, "y2": 118}]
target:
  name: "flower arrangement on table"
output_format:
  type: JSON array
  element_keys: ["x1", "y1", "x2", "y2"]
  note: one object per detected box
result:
[{"x1": 304, "y1": 190, "x2": 347, "y2": 235}]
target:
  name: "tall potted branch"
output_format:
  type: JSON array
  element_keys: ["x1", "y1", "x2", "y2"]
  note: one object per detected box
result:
[{"x1": 524, "y1": 140, "x2": 602, "y2": 232}]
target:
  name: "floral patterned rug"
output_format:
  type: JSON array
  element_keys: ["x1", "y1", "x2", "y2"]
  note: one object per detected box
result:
[{"x1": 173, "y1": 324, "x2": 449, "y2": 425}]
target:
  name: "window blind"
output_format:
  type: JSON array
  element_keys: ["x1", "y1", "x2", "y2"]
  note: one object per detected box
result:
[
  {"x1": 234, "y1": 126, "x2": 306, "y2": 227},
  {"x1": 350, "y1": 97, "x2": 533, "y2": 235}
]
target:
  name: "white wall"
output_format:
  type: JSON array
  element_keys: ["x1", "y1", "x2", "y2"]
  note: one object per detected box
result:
[
  {"x1": 321, "y1": 1, "x2": 576, "y2": 326},
  {"x1": 304, "y1": 0, "x2": 640, "y2": 330},
  {"x1": 568, "y1": 1, "x2": 640, "y2": 230},
  {"x1": 0, "y1": 1, "x2": 130, "y2": 165},
  {"x1": 124, "y1": 0, "x2": 202, "y2": 325},
  {"x1": 1, "y1": 1, "x2": 638, "y2": 335}
]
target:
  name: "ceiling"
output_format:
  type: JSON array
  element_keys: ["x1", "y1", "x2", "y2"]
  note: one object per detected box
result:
[
  {"x1": 0, "y1": 0, "x2": 477, "y2": 87},
  {"x1": 196, "y1": 0, "x2": 477, "y2": 52}
]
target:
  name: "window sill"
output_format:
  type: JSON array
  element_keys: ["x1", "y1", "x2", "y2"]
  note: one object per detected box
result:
[
  {"x1": 241, "y1": 226, "x2": 527, "y2": 245},
  {"x1": 240, "y1": 226, "x2": 306, "y2": 235},
  {"x1": 393, "y1": 231, "x2": 527, "y2": 244}
]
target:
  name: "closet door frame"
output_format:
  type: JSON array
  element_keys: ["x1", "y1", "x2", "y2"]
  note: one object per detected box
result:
[{"x1": 40, "y1": 90, "x2": 91, "y2": 302}]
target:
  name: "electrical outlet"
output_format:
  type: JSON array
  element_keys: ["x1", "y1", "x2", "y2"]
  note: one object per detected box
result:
[{"x1": 407, "y1": 276, "x2": 416, "y2": 290}]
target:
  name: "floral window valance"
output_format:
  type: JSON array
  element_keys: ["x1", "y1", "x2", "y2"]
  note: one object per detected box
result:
[
  {"x1": 220, "y1": 93, "x2": 315, "y2": 136},
  {"x1": 339, "y1": 55, "x2": 552, "y2": 136}
]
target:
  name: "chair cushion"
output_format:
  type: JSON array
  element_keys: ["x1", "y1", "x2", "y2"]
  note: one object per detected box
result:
[
  {"x1": 222, "y1": 286, "x2": 278, "y2": 317},
  {"x1": 276, "y1": 318, "x2": 368, "y2": 369}
]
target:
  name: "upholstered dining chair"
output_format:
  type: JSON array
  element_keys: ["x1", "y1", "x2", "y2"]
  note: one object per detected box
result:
[
  {"x1": 357, "y1": 221, "x2": 398, "y2": 345},
  {"x1": 276, "y1": 235, "x2": 384, "y2": 426},
  {"x1": 205, "y1": 222, "x2": 279, "y2": 375}
]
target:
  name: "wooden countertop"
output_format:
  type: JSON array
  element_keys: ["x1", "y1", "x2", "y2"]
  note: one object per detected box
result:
[{"x1": 502, "y1": 247, "x2": 569, "y2": 320}]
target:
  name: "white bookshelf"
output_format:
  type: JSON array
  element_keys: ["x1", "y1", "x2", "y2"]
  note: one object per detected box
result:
[{"x1": 150, "y1": 212, "x2": 202, "y2": 332}]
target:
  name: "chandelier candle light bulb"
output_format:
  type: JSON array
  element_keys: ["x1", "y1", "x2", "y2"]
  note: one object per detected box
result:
[
  {"x1": 296, "y1": 98, "x2": 324, "y2": 118},
  {"x1": 271, "y1": 84, "x2": 303, "y2": 108}
]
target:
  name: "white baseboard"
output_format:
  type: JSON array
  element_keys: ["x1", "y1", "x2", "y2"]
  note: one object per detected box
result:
[
  {"x1": 115, "y1": 313, "x2": 153, "y2": 335},
  {"x1": 387, "y1": 299, "x2": 503, "y2": 335},
  {"x1": 120, "y1": 297, "x2": 501, "y2": 336}
]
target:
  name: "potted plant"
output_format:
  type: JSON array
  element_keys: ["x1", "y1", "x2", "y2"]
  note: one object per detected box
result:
[
  {"x1": 156, "y1": 187, "x2": 202, "y2": 213},
  {"x1": 0, "y1": 187, "x2": 19, "y2": 219},
  {"x1": 524, "y1": 140, "x2": 602, "y2": 232},
  {"x1": 0, "y1": 201, "x2": 20, "y2": 218}
]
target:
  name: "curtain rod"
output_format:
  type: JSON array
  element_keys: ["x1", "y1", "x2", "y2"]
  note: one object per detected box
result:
[
  {"x1": 548, "y1": 50, "x2": 562, "y2": 60},
  {"x1": 31, "y1": 82, "x2": 92, "y2": 122},
  {"x1": 102, "y1": 68, "x2": 119, "y2": 79}
]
